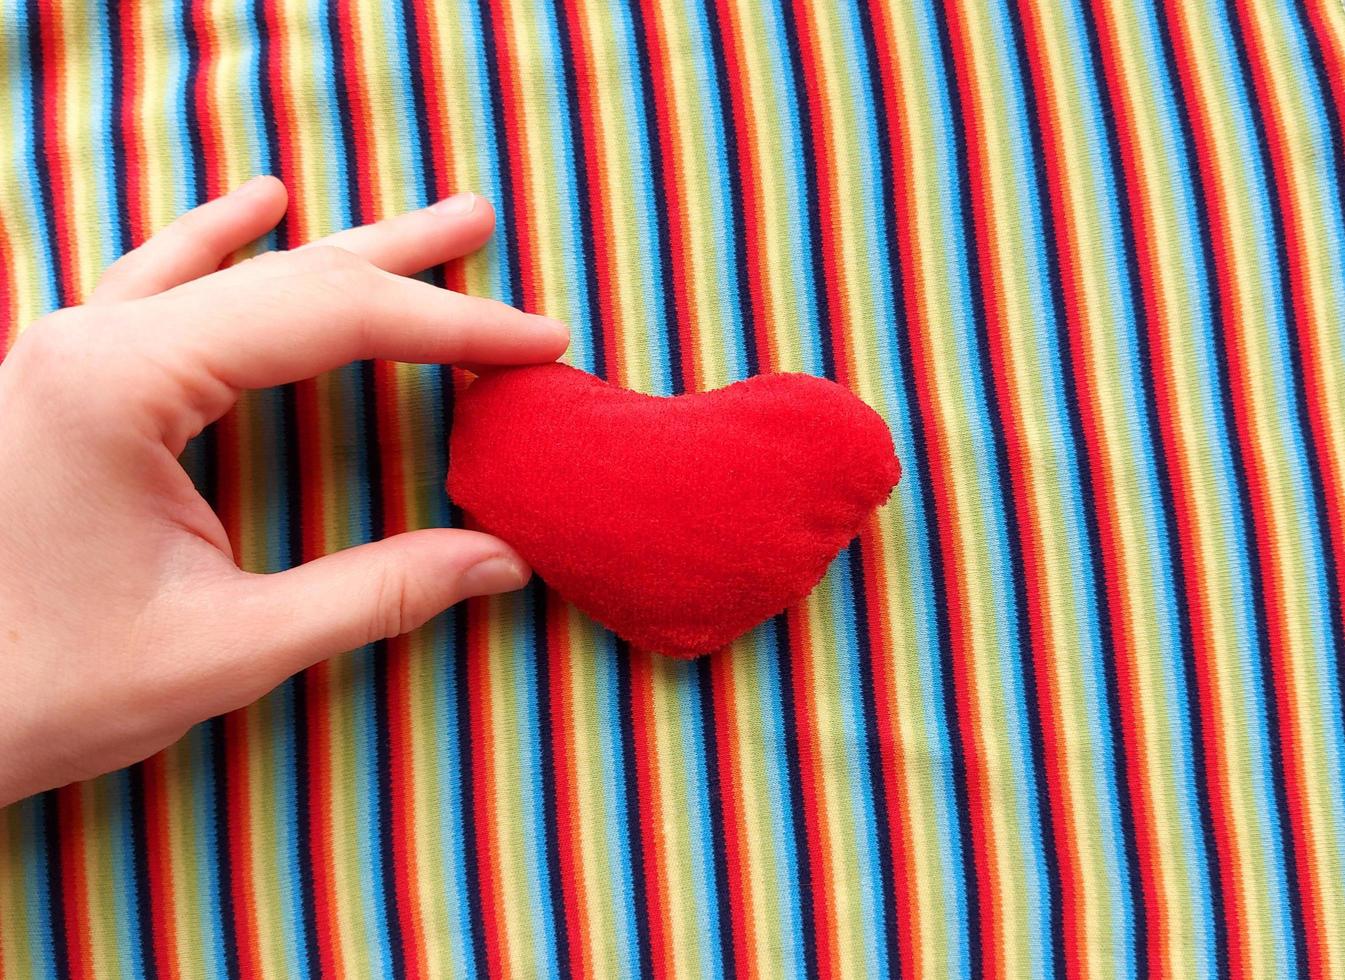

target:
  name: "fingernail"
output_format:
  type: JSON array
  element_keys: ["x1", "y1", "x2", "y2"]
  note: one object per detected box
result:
[
  {"x1": 229, "y1": 175, "x2": 269, "y2": 198},
  {"x1": 538, "y1": 316, "x2": 570, "y2": 344},
  {"x1": 430, "y1": 192, "x2": 477, "y2": 217},
  {"x1": 459, "y1": 555, "x2": 529, "y2": 596}
]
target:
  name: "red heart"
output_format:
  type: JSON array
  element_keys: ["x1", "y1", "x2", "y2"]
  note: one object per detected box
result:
[{"x1": 447, "y1": 363, "x2": 900, "y2": 658}]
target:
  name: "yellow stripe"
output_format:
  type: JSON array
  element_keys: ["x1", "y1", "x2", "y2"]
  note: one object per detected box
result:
[
  {"x1": 504, "y1": 0, "x2": 570, "y2": 324},
  {"x1": 0, "y1": 1, "x2": 52, "y2": 335},
  {"x1": 800, "y1": 588, "x2": 866, "y2": 977},
  {"x1": 648, "y1": 1, "x2": 715, "y2": 390},
  {"x1": 727, "y1": 0, "x2": 803, "y2": 374},
  {"x1": 135, "y1": 0, "x2": 182, "y2": 235},
  {"x1": 0, "y1": 807, "x2": 33, "y2": 980},
  {"x1": 80, "y1": 779, "x2": 119, "y2": 980},
  {"x1": 965, "y1": 6, "x2": 1126, "y2": 973},
  {"x1": 57, "y1": 0, "x2": 102, "y2": 301},
  {"x1": 890, "y1": 4, "x2": 1036, "y2": 973},
  {"x1": 649, "y1": 657, "x2": 705, "y2": 980},
  {"x1": 726, "y1": 640, "x2": 786, "y2": 978},
  {"x1": 1101, "y1": 4, "x2": 1243, "y2": 973},
  {"x1": 1246, "y1": 7, "x2": 1345, "y2": 972},
  {"x1": 565, "y1": 617, "x2": 625, "y2": 978},
  {"x1": 1177, "y1": 7, "x2": 1306, "y2": 973},
  {"x1": 484, "y1": 593, "x2": 537, "y2": 976},
  {"x1": 581, "y1": 0, "x2": 658, "y2": 390}
]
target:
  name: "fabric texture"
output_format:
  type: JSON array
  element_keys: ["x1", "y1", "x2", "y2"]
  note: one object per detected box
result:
[
  {"x1": 449, "y1": 364, "x2": 901, "y2": 658},
  {"x1": 1, "y1": 1, "x2": 1344, "y2": 978}
]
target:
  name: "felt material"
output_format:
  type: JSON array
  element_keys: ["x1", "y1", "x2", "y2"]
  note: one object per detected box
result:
[{"x1": 448, "y1": 363, "x2": 900, "y2": 657}]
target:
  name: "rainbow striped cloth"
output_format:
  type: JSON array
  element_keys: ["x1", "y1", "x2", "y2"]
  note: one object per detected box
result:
[{"x1": 2, "y1": 0, "x2": 1344, "y2": 977}]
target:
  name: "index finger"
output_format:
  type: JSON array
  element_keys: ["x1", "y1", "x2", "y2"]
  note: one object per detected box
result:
[{"x1": 147, "y1": 245, "x2": 569, "y2": 394}]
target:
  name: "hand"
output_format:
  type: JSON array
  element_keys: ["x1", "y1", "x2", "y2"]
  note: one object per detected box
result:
[{"x1": 0, "y1": 177, "x2": 568, "y2": 807}]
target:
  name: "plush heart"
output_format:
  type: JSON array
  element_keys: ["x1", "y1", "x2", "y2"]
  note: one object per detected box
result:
[{"x1": 447, "y1": 363, "x2": 900, "y2": 658}]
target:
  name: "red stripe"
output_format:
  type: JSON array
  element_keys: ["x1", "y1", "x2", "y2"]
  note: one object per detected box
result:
[
  {"x1": 489, "y1": 0, "x2": 543, "y2": 315},
  {"x1": 117, "y1": 0, "x2": 145, "y2": 248},
  {"x1": 546, "y1": 593, "x2": 589, "y2": 980},
  {"x1": 0, "y1": 210, "x2": 13, "y2": 353},
  {"x1": 222, "y1": 708, "x2": 259, "y2": 980},
  {"x1": 1301, "y1": 1, "x2": 1345, "y2": 631},
  {"x1": 789, "y1": 0, "x2": 852, "y2": 388},
  {"x1": 36, "y1": 0, "x2": 74, "y2": 303},
  {"x1": 1024, "y1": 4, "x2": 1171, "y2": 973},
  {"x1": 142, "y1": 754, "x2": 178, "y2": 980},
  {"x1": 335, "y1": 0, "x2": 376, "y2": 225},
  {"x1": 710, "y1": 653, "x2": 753, "y2": 979},
  {"x1": 188, "y1": 0, "x2": 222, "y2": 202},
  {"x1": 466, "y1": 601, "x2": 507, "y2": 978},
  {"x1": 1162, "y1": 3, "x2": 1264, "y2": 973},
  {"x1": 260, "y1": 2, "x2": 302, "y2": 238},
  {"x1": 373, "y1": 357, "x2": 424, "y2": 979},
  {"x1": 785, "y1": 606, "x2": 835, "y2": 980},
  {"x1": 636, "y1": 0, "x2": 698, "y2": 391},
  {"x1": 864, "y1": 8, "x2": 920, "y2": 977},
  {"x1": 559, "y1": 0, "x2": 622, "y2": 379},
  {"x1": 296, "y1": 379, "x2": 340, "y2": 977},
  {"x1": 1229, "y1": 4, "x2": 1329, "y2": 976},
  {"x1": 629, "y1": 653, "x2": 670, "y2": 980},
  {"x1": 880, "y1": 5, "x2": 998, "y2": 974},
  {"x1": 56, "y1": 787, "x2": 89, "y2": 980},
  {"x1": 711, "y1": 0, "x2": 772, "y2": 372}
]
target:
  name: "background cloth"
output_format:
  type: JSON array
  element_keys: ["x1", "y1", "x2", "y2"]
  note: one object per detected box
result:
[{"x1": 2, "y1": 1, "x2": 1345, "y2": 977}]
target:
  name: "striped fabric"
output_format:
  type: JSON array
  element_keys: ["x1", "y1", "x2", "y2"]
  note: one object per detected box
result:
[{"x1": 1, "y1": 0, "x2": 1344, "y2": 977}]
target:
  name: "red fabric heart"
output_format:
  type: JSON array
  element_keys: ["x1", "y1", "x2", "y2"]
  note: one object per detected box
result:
[{"x1": 447, "y1": 363, "x2": 901, "y2": 658}]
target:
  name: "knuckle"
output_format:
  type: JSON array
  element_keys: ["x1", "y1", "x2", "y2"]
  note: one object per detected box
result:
[
  {"x1": 11, "y1": 308, "x2": 89, "y2": 366},
  {"x1": 294, "y1": 243, "x2": 365, "y2": 272},
  {"x1": 369, "y1": 564, "x2": 416, "y2": 642},
  {"x1": 98, "y1": 250, "x2": 138, "y2": 285}
]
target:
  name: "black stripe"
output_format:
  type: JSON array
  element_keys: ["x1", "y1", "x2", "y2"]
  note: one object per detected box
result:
[
  {"x1": 532, "y1": 582, "x2": 573, "y2": 977},
  {"x1": 360, "y1": 371, "x2": 403, "y2": 978},
  {"x1": 179, "y1": 0, "x2": 207, "y2": 207},
  {"x1": 454, "y1": 603, "x2": 490, "y2": 979},
  {"x1": 1007, "y1": 3, "x2": 1149, "y2": 976},
  {"x1": 371, "y1": 637, "x2": 406, "y2": 980},
  {"x1": 104, "y1": 0, "x2": 132, "y2": 256},
  {"x1": 550, "y1": 0, "x2": 606, "y2": 377},
  {"x1": 700, "y1": 0, "x2": 760, "y2": 377},
  {"x1": 1222, "y1": 5, "x2": 1314, "y2": 972},
  {"x1": 398, "y1": 0, "x2": 439, "y2": 212},
  {"x1": 1141, "y1": 6, "x2": 1236, "y2": 976},
  {"x1": 845, "y1": 541, "x2": 901, "y2": 978},
  {"x1": 442, "y1": 345, "x2": 487, "y2": 977},
  {"x1": 179, "y1": 9, "x2": 242, "y2": 974},
  {"x1": 207, "y1": 718, "x2": 241, "y2": 980},
  {"x1": 25, "y1": 0, "x2": 64, "y2": 309},
  {"x1": 476, "y1": 0, "x2": 522, "y2": 309},
  {"x1": 127, "y1": 766, "x2": 160, "y2": 980},
  {"x1": 626, "y1": 0, "x2": 685, "y2": 393},
  {"x1": 775, "y1": 615, "x2": 820, "y2": 979},
  {"x1": 930, "y1": 4, "x2": 1066, "y2": 977},
  {"x1": 254, "y1": 0, "x2": 321, "y2": 969},
  {"x1": 851, "y1": 6, "x2": 972, "y2": 974},
  {"x1": 279, "y1": 386, "x2": 322, "y2": 979},
  {"x1": 776, "y1": 0, "x2": 835, "y2": 381},
  {"x1": 1294, "y1": 0, "x2": 1345, "y2": 751},
  {"x1": 697, "y1": 659, "x2": 738, "y2": 980},
  {"x1": 616, "y1": 643, "x2": 656, "y2": 980},
  {"x1": 40, "y1": 792, "x2": 71, "y2": 980}
]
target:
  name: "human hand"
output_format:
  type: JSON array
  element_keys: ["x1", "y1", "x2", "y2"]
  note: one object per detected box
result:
[{"x1": 0, "y1": 177, "x2": 567, "y2": 807}]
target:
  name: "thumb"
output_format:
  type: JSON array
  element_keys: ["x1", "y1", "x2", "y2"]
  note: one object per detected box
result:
[{"x1": 235, "y1": 528, "x2": 529, "y2": 679}]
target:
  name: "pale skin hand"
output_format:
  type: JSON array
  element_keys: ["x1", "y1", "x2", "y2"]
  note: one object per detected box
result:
[{"x1": 0, "y1": 176, "x2": 568, "y2": 807}]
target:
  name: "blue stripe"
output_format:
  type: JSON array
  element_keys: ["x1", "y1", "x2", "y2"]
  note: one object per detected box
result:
[{"x1": 607, "y1": 0, "x2": 672, "y2": 393}]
